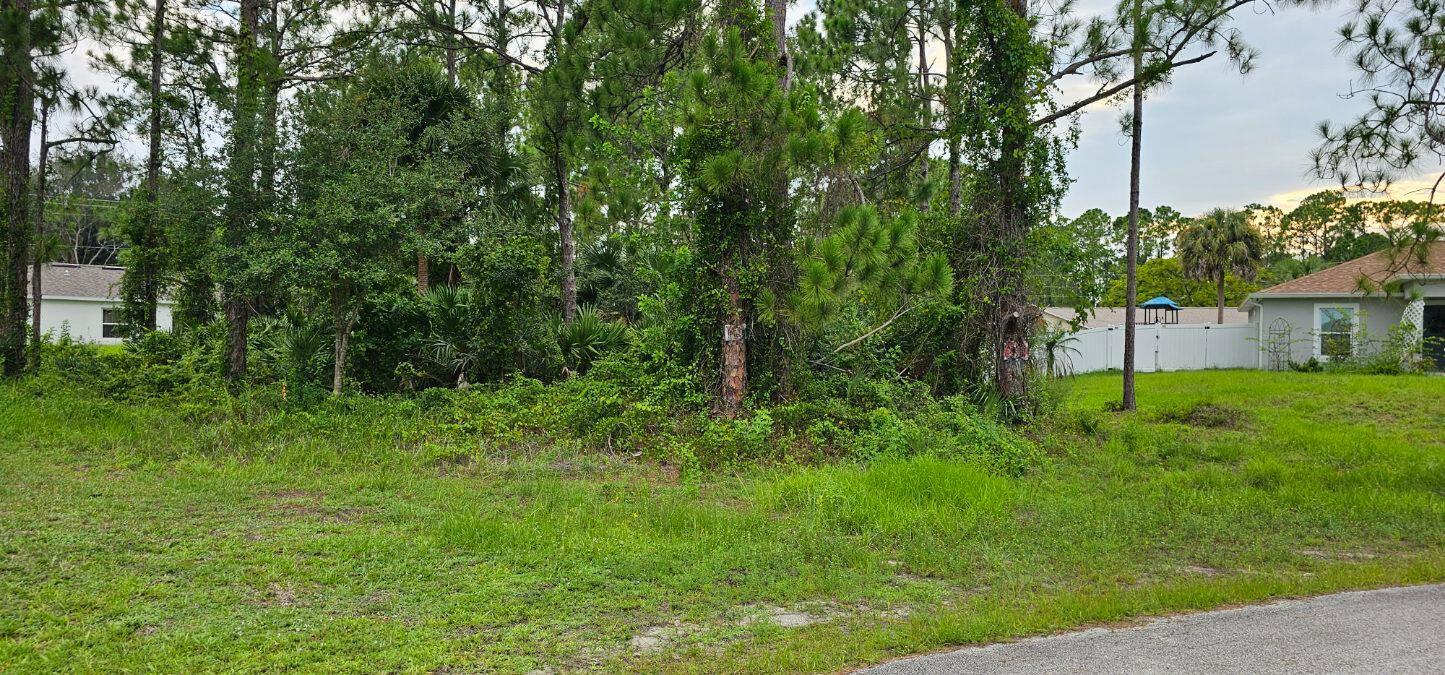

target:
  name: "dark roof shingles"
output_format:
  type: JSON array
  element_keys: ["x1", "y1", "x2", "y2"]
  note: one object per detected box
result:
[{"x1": 30, "y1": 263, "x2": 125, "y2": 300}]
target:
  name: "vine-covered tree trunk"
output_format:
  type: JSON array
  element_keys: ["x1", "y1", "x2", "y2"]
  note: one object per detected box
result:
[
  {"x1": 30, "y1": 105, "x2": 49, "y2": 370},
  {"x1": 29, "y1": 248, "x2": 40, "y2": 366},
  {"x1": 990, "y1": 0, "x2": 1038, "y2": 403},
  {"x1": 0, "y1": 0, "x2": 34, "y2": 377},
  {"x1": 221, "y1": 0, "x2": 264, "y2": 381},
  {"x1": 993, "y1": 142, "x2": 1033, "y2": 402},
  {"x1": 257, "y1": 1, "x2": 280, "y2": 201},
  {"x1": 140, "y1": 0, "x2": 167, "y2": 332},
  {"x1": 258, "y1": 81, "x2": 280, "y2": 199},
  {"x1": 0, "y1": 1, "x2": 33, "y2": 375}
]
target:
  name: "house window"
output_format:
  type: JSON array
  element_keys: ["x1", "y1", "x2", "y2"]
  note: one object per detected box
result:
[
  {"x1": 102, "y1": 308, "x2": 123, "y2": 339},
  {"x1": 1315, "y1": 304, "x2": 1358, "y2": 359}
]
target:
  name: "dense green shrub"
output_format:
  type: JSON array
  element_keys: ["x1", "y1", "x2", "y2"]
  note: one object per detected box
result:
[
  {"x1": 29, "y1": 340, "x2": 1040, "y2": 476},
  {"x1": 1325, "y1": 323, "x2": 1431, "y2": 375},
  {"x1": 33, "y1": 325, "x2": 227, "y2": 402}
]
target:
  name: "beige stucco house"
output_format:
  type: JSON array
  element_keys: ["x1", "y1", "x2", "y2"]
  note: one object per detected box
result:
[{"x1": 1240, "y1": 244, "x2": 1445, "y2": 368}]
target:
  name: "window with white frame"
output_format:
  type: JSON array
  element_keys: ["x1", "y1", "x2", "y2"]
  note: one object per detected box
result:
[
  {"x1": 1314, "y1": 304, "x2": 1358, "y2": 359},
  {"x1": 102, "y1": 308, "x2": 123, "y2": 339}
]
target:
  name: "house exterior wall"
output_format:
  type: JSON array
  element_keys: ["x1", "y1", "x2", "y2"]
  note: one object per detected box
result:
[
  {"x1": 1254, "y1": 296, "x2": 1407, "y2": 364},
  {"x1": 35, "y1": 298, "x2": 174, "y2": 345},
  {"x1": 1407, "y1": 280, "x2": 1445, "y2": 298}
]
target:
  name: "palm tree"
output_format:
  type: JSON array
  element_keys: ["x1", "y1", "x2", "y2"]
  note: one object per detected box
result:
[
  {"x1": 1036, "y1": 326, "x2": 1081, "y2": 378},
  {"x1": 1178, "y1": 209, "x2": 1265, "y2": 324}
]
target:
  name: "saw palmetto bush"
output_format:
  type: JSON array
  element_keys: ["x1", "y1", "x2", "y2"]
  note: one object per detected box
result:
[
  {"x1": 253, "y1": 314, "x2": 331, "y2": 390},
  {"x1": 423, "y1": 284, "x2": 482, "y2": 388},
  {"x1": 554, "y1": 307, "x2": 630, "y2": 375}
]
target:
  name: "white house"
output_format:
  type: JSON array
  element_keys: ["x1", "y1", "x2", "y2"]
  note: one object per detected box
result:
[{"x1": 28, "y1": 263, "x2": 173, "y2": 344}]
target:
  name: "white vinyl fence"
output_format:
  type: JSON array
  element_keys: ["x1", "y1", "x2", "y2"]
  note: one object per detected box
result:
[{"x1": 1062, "y1": 323, "x2": 1257, "y2": 374}]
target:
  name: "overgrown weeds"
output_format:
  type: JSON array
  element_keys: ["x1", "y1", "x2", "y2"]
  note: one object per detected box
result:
[
  {"x1": 1156, "y1": 402, "x2": 1252, "y2": 429},
  {"x1": 27, "y1": 340, "x2": 1040, "y2": 476}
]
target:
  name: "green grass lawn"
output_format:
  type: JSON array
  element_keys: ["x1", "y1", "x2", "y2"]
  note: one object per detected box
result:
[{"x1": 2, "y1": 371, "x2": 1442, "y2": 672}]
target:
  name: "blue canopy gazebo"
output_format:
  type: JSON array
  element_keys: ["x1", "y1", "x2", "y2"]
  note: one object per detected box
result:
[{"x1": 1140, "y1": 296, "x2": 1181, "y2": 325}]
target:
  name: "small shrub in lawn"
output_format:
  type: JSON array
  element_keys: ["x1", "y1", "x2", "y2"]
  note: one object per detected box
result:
[
  {"x1": 693, "y1": 410, "x2": 778, "y2": 464},
  {"x1": 1157, "y1": 402, "x2": 1251, "y2": 429},
  {"x1": 1243, "y1": 457, "x2": 1287, "y2": 491},
  {"x1": 1074, "y1": 408, "x2": 1107, "y2": 438}
]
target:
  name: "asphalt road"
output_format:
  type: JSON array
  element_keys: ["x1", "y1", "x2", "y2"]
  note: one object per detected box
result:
[{"x1": 862, "y1": 584, "x2": 1445, "y2": 674}]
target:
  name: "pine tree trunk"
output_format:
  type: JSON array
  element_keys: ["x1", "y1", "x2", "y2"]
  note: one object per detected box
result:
[
  {"x1": 0, "y1": 0, "x2": 34, "y2": 377},
  {"x1": 419, "y1": 0, "x2": 459, "y2": 297},
  {"x1": 947, "y1": 138, "x2": 961, "y2": 216},
  {"x1": 552, "y1": 0, "x2": 577, "y2": 323},
  {"x1": 557, "y1": 152, "x2": 577, "y2": 322},
  {"x1": 1122, "y1": 0, "x2": 1144, "y2": 412},
  {"x1": 445, "y1": 0, "x2": 459, "y2": 84},
  {"x1": 766, "y1": 0, "x2": 790, "y2": 89},
  {"x1": 225, "y1": 295, "x2": 249, "y2": 378},
  {"x1": 916, "y1": 25, "x2": 931, "y2": 213},
  {"x1": 719, "y1": 251, "x2": 746, "y2": 418},
  {"x1": 943, "y1": 14, "x2": 962, "y2": 217}
]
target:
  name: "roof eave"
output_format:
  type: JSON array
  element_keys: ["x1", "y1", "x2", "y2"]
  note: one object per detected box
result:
[
  {"x1": 1248, "y1": 291, "x2": 1379, "y2": 299},
  {"x1": 36, "y1": 294, "x2": 175, "y2": 304}
]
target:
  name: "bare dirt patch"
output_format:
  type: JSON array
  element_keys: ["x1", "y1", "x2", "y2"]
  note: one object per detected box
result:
[
  {"x1": 256, "y1": 489, "x2": 366, "y2": 524},
  {"x1": 1297, "y1": 548, "x2": 1378, "y2": 561},
  {"x1": 260, "y1": 583, "x2": 300, "y2": 607}
]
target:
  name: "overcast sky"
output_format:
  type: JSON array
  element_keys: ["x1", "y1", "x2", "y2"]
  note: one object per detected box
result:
[{"x1": 1060, "y1": 2, "x2": 1433, "y2": 217}]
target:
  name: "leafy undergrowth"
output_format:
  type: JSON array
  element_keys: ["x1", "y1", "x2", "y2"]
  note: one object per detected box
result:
[{"x1": 1, "y1": 371, "x2": 1443, "y2": 672}]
